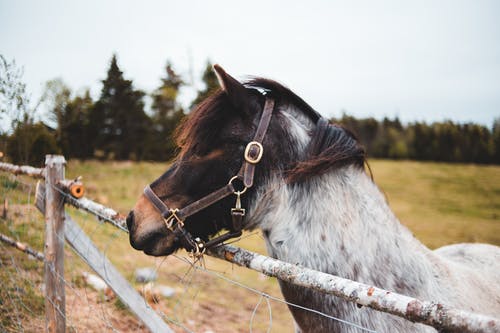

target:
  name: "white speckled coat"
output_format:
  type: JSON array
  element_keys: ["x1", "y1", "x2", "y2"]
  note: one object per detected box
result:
[
  {"x1": 128, "y1": 68, "x2": 500, "y2": 333},
  {"x1": 245, "y1": 108, "x2": 500, "y2": 333}
]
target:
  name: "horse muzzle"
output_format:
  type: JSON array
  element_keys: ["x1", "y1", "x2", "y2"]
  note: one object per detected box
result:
[{"x1": 126, "y1": 209, "x2": 178, "y2": 256}]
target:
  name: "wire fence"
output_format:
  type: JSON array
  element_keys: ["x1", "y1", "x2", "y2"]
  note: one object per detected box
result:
[
  {"x1": 0, "y1": 160, "x2": 302, "y2": 332},
  {"x1": 0, "y1": 169, "x2": 152, "y2": 332},
  {"x1": 1, "y1": 158, "x2": 499, "y2": 333}
]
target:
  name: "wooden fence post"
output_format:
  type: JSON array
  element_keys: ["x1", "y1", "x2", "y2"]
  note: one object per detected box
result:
[{"x1": 44, "y1": 155, "x2": 66, "y2": 333}]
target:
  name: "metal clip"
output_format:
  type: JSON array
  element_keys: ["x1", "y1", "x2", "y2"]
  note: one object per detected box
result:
[
  {"x1": 231, "y1": 191, "x2": 245, "y2": 231},
  {"x1": 189, "y1": 237, "x2": 206, "y2": 259},
  {"x1": 231, "y1": 191, "x2": 246, "y2": 216}
]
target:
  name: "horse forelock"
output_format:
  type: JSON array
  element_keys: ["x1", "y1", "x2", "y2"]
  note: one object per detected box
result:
[{"x1": 174, "y1": 89, "x2": 228, "y2": 158}]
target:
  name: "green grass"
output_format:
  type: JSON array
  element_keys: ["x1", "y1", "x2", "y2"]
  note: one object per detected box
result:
[
  {"x1": 64, "y1": 159, "x2": 500, "y2": 249},
  {"x1": 1, "y1": 159, "x2": 499, "y2": 332},
  {"x1": 369, "y1": 160, "x2": 500, "y2": 248}
]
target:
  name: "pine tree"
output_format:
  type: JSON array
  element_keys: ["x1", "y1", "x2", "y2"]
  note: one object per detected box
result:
[
  {"x1": 149, "y1": 62, "x2": 185, "y2": 160},
  {"x1": 64, "y1": 90, "x2": 94, "y2": 158},
  {"x1": 90, "y1": 55, "x2": 150, "y2": 160}
]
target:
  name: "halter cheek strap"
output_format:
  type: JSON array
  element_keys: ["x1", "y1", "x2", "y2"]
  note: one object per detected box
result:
[
  {"x1": 238, "y1": 98, "x2": 275, "y2": 188},
  {"x1": 143, "y1": 97, "x2": 275, "y2": 254}
]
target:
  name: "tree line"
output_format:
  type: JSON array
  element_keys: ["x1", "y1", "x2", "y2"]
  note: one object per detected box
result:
[
  {"x1": 0, "y1": 55, "x2": 218, "y2": 165},
  {"x1": 1, "y1": 54, "x2": 499, "y2": 165},
  {"x1": 334, "y1": 114, "x2": 500, "y2": 164}
]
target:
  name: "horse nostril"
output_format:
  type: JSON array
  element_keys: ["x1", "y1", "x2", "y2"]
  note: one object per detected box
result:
[{"x1": 126, "y1": 211, "x2": 134, "y2": 231}]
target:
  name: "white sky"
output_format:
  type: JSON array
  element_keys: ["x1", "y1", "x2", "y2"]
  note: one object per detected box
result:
[{"x1": 1, "y1": 0, "x2": 499, "y2": 127}]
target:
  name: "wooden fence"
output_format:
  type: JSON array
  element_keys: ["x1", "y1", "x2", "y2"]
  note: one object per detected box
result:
[
  {"x1": 1, "y1": 157, "x2": 173, "y2": 333},
  {"x1": 0, "y1": 156, "x2": 499, "y2": 333}
]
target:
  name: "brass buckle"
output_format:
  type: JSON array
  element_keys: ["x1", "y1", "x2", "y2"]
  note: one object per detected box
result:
[
  {"x1": 244, "y1": 141, "x2": 263, "y2": 164},
  {"x1": 163, "y1": 208, "x2": 184, "y2": 231}
]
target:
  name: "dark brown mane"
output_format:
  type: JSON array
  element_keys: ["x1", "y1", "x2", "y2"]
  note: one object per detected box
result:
[
  {"x1": 246, "y1": 78, "x2": 367, "y2": 183},
  {"x1": 174, "y1": 89, "x2": 229, "y2": 157},
  {"x1": 245, "y1": 77, "x2": 322, "y2": 122},
  {"x1": 287, "y1": 119, "x2": 367, "y2": 183}
]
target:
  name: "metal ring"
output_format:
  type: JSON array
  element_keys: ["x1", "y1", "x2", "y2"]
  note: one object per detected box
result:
[
  {"x1": 228, "y1": 176, "x2": 247, "y2": 195},
  {"x1": 189, "y1": 238, "x2": 206, "y2": 259}
]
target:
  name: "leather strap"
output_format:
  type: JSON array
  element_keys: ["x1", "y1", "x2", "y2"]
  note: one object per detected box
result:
[
  {"x1": 176, "y1": 183, "x2": 235, "y2": 221},
  {"x1": 239, "y1": 98, "x2": 275, "y2": 187},
  {"x1": 144, "y1": 180, "x2": 236, "y2": 222},
  {"x1": 144, "y1": 185, "x2": 170, "y2": 217}
]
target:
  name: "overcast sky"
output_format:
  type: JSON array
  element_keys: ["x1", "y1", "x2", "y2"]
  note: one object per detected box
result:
[{"x1": 1, "y1": 0, "x2": 499, "y2": 127}]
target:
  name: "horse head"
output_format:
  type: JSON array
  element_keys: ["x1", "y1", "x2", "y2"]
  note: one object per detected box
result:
[{"x1": 127, "y1": 65, "x2": 364, "y2": 256}]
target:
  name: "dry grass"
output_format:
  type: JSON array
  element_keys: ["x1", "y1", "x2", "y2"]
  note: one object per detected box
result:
[{"x1": 0, "y1": 159, "x2": 498, "y2": 332}]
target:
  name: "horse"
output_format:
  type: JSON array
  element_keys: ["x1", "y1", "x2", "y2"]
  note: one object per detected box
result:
[{"x1": 126, "y1": 65, "x2": 500, "y2": 332}]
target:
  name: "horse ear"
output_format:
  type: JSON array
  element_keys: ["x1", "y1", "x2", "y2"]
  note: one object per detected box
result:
[{"x1": 213, "y1": 64, "x2": 249, "y2": 112}]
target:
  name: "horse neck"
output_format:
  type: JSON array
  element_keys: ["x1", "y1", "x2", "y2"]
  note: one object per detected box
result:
[{"x1": 247, "y1": 166, "x2": 443, "y2": 296}]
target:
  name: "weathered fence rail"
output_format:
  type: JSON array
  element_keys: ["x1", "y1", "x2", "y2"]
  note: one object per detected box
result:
[
  {"x1": 0, "y1": 161, "x2": 45, "y2": 178},
  {"x1": 0, "y1": 232, "x2": 45, "y2": 261},
  {"x1": 1, "y1": 158, "x2": 499, "y2": 333},
  {"x1": 208, "y1": 245, "x2": 500, "y2": 333}
]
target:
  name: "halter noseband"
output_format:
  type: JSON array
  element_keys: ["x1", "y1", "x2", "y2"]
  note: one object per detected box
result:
[{"x1": 143, "y1": 97, "x2": 275, "y2": 255}]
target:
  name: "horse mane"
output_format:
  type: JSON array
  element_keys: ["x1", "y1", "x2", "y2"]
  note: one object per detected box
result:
[
  {"x1": 245, "y1": 77, "x2": 322, "y2": 122},
  {"x1": 174, "y1": 89, "x2": 230, "y2": 157},
  {"x1": 175, "y1": 77, "x2": 367, "y2": 182},
  {"x1": 286, "y1": 119, "x2": 367, "y2": 183},
  {"x1": 246, "y1": 78, "x2": 367, "y2": 183}
]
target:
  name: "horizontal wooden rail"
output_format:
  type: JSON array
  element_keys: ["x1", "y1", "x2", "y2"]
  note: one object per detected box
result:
[
  {"x1": 0, "y1": 232, "x2": 45, "y2": 261},
  {"x1": 208, "y1": 245, "x2": 500, "y2": 333},
  {"x1": 36, "y1": 182, "x2": 128, "y2": 232},
  {"x1": 0, "y1": 162, "x2": 45, "y2": 178}
]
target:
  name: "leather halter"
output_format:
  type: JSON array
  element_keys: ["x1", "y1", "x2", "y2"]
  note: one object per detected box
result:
[{"x1": 143, "y1": 97, "x2": 275, "y2": 255}]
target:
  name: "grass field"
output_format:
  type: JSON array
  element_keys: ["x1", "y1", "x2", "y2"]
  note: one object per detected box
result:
[{"x1": 1, "y1": 159, "x2": 499, "y2": 332}]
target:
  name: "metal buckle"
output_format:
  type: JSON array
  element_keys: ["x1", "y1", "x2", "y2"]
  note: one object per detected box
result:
[
  {"x1": 244, "y1": 141, "x2": 263, "y2": 164},
  {"x1": 163, "y1": 208, "x2": 184, "y2": 231}
]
